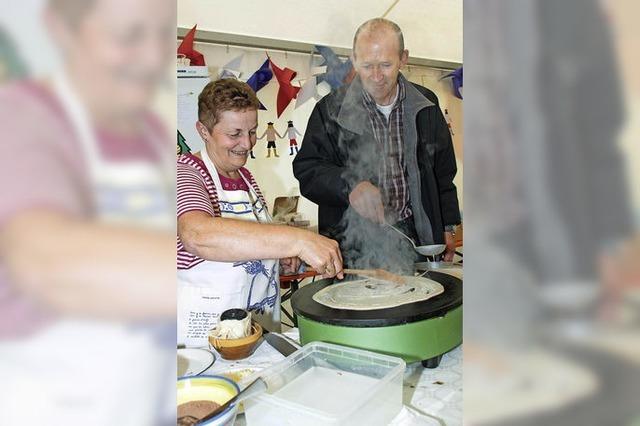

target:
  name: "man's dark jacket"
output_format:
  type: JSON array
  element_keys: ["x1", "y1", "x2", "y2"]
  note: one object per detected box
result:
[{"x1": 293, "y1": 74, "x2": 460, "y2": 246}]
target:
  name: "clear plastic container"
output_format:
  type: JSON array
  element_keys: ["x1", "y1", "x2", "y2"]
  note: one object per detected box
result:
[{"x1": 244, "y1": 341, "x2": 405, "y2": 426}]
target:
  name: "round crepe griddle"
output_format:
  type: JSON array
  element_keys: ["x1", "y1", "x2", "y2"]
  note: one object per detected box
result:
[{"x1": 292, "y1": 271, "x2": 462, "y2": 327}]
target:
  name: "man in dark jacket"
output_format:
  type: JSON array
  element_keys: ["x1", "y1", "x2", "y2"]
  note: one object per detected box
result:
[{"x1": 293, "y1": 18, "x2": 460, "y2": 271}]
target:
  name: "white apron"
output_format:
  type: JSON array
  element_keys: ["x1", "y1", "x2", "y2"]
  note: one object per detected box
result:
[
  {"x1": 177, "y1": 146, "x2": 281, "y2": 348},
  {"x1": 0, "y1": 72, "x2": 175, "y2": 426}
]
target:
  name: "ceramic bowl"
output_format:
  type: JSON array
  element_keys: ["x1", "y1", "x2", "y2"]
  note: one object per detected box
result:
[
  {"x1": 209, "y1": 322, "x2": 263, "y2": 360},
  {"x1": 177, "y1": 375, "x2": 239, "y2": 425}
]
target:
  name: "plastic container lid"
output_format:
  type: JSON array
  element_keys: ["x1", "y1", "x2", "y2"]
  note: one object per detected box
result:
[{"x1": 244, "y1": 341, "x2": 406, "y2": 425}]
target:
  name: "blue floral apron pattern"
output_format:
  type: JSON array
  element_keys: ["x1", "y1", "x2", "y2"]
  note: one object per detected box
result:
[{"x1": 234, "y1": 260, "x2": 279, "y2": 314}]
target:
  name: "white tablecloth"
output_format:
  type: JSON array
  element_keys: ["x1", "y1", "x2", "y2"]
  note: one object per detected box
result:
[{"x1": 202, "y1": 329, "x2": 462, "y2": 426}]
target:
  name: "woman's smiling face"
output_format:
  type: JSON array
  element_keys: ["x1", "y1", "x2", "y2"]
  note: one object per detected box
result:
[{"x1": 204, "y1": 108, "x2": 258, "y2": 176}]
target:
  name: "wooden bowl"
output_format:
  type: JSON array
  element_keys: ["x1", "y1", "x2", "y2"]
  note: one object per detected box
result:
[{"x1": 209, "y1": 322, "x2": 263, "y2": 360}]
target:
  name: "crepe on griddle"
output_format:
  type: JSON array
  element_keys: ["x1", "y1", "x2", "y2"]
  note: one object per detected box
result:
[{"x1": 313, "y1": 276, "x2": 444, "y2": 310}]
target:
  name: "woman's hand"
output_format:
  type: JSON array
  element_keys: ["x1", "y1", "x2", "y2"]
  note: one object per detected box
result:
[
  {"x1": 279, "y1": 257, "x2": 301, "y2": 275},
  {"x1": 295, "y1": 232, "x2": 344, "y2": 279}
]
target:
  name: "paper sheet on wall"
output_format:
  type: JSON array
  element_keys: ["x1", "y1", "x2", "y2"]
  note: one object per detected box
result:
[{"x1": 177, "y1": 66, "x2": 211, "y2": 154}]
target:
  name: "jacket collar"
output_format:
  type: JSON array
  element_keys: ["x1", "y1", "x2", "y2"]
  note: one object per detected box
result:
[{"x1": 336, "y1": 73, "x2": 434, "y2": 135}]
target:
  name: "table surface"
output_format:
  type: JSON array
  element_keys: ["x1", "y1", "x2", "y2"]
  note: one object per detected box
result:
[{"x1": 201, "y1": 329, "x2": 462, "y2": 426}]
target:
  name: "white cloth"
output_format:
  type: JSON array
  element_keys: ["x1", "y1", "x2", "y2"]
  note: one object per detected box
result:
[
  {"x1": 177, "y1": 146, "x2": 280, "y2": 348},
  {"x1": 209, "y1": 314, "x2": 252, "y2": 339}
]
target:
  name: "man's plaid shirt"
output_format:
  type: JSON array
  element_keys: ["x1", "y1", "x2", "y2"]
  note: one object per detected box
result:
[{"x1": 362, "y1": 80, "x2": 412, "y2": 223}]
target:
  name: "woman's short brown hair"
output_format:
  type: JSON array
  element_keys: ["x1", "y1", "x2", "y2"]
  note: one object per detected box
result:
[{"x1": 198, "y1": 79, "x2": 260, "y2": 131}]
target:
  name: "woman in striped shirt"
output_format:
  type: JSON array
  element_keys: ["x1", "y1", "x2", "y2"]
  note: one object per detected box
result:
[{"x1": 177, "y1": 79, "x2": 343, "y2": 347}]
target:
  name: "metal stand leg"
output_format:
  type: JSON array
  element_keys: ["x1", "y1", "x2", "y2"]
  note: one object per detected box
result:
[
  {"x1": 421, "y1": 354, "x2": 443, "y2": 368},
  {"x1": 280, "y1": 279, "x2": 300, "y2": 327}
]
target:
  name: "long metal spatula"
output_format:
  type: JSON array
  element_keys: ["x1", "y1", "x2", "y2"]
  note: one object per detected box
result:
[{"x1": 343, "y1": 268, "x2": 406, "y2": 284}]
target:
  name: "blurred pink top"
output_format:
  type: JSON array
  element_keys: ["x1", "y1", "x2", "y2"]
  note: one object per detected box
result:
[{"x1": 0, "y1": 80, "x2": 163, "y2": 338}]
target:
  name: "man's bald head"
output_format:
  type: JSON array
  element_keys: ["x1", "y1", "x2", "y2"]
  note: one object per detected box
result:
[
  {"x1": 352, "y1": 18, "x2": 404, "y2": 59},
  {"x1": 351, "y1": 18, "x2": 408, "y2": 105}
]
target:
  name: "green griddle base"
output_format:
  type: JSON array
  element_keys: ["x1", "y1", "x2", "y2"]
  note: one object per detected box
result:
[{"x1": 297, "y1": 305, "x2": 462, "y2": 366}]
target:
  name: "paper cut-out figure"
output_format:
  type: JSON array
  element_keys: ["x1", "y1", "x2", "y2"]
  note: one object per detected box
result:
[
  {"x1": 258, "y1": 122, "x2": 283, "y2": 158},
  {"x1": 283, "y1": 120, "x2": 302, "y2": 155}
]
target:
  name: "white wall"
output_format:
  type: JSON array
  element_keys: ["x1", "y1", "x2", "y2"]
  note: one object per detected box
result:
[
  {"x1": 177, "y1": 0, "x2": 462, "y2": 63},
  {"x1": 185, "y1": 42, "x2": 463, "y2": 226}
]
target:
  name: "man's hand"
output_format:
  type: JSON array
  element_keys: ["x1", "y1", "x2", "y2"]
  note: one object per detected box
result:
[
  {"x1": 443, "y1": 231, "x2": 456, "y2": 262},
  {"x1": 348, "y1": 181, "x2": 385, "y2": 223}
]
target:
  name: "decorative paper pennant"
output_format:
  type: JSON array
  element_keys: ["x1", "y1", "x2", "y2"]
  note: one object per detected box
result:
[
  {"x1": 246, "y1": 58, "x2": 273, "y2": 110},
  {"x1": 295, "y1": 76, "x2": 321, "y2": 109},
  {"x1": 310, "y1": 65, "x2": 327, "y2": 76},
  {"x1": 308, "y1": 51, "x2": 326, "y2": 76},
  {"x1": 218, "y1": 54, "x2": 244, "y2": 79},
  {"x1": 246, "y1": 59, "x2": 273, "y2": 92},
  {"x1": 441, "y1": 67, "x2": 463, "y2": 99},
  {"x1": 269, "y1": 58, "x2": 301, "y2": 117},
  {"x1": 314, "y1": 45, "x2": 355, "y2": 90},
  {"x1": 177, "y1": 25, "x2": 205, "y2": 66}
]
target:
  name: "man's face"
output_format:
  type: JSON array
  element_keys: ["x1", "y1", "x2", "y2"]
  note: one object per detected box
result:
[{"x1": 353, "y1": 29, "x2": 408, "y2": 104}]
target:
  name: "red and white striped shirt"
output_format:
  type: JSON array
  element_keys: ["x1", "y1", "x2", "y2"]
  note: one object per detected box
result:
[{"x1": 176, "y1": 153, "x2": 267, "y2": 269}]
